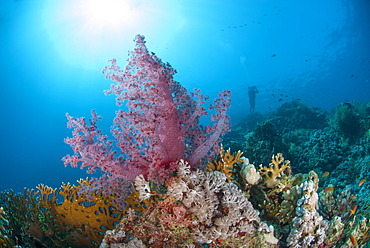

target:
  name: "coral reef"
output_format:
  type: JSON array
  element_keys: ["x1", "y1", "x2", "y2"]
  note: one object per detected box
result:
[
  {"x1": 100, "y1": 160, "x2": 278, "y2": 247},
  {"x1": 333, "y1": 102, "x2": 362, "y2": 139},
  {"x1": 0, "y1": 180, "x2": 122, "y2": 247},
  {"x1": 2, "y1": 32, "x2": 369, "y2": 247},
  {"x1": 285, "y1": 128, "x2": 349, "y2": 172},
  {"x1": 274, "y1": 100, "x2": 328, "y2": 131},
  {"x1": 99, "y1": 151, "x2": 370, "y2": 247},
  {"x1": 241, "y1": 121, "x2": 289, "y2": 166},
  {"x1": 1, "y1": 150, "x2": 369, "y2": 247},
  {"x1": 225, "y1": 100, "x2": 369, "y2": 178}
]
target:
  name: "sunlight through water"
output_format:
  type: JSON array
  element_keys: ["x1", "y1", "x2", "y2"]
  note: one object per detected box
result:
[{"x1": 41, "y1": 0, "x2": 186, "y2": 70}]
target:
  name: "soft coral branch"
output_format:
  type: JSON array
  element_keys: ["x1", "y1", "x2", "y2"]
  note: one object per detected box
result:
[
  {"x1": 62, "y1": 110, "x2": 142, "y2": 182},
  {"x1": 63, "y1": 34, "x2": 230, "y2": 194}
]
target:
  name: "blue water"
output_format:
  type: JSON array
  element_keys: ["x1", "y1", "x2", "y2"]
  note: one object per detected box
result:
[{"x1": 0, "y1": 0, "x2": 369, "y2": 192}]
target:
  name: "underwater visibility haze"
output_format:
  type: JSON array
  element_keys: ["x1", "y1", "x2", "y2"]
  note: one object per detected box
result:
[{"x1": 0, "y1": 0, "x2": 369, "y2": 247}]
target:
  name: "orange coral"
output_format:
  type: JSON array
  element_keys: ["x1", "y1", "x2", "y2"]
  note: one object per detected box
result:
[
  {"x1": 124, "y1": 185, "x2": 152, "y2": 215},
  {"x1": 36, "y1": 178, "x2": 123, "y2": 247},
  {"x1": 206, "y1": 146, "x2": 243, "y2": 182},
  {"x1": 259, "y1": 153, "x2": 291, "y2": 187}
]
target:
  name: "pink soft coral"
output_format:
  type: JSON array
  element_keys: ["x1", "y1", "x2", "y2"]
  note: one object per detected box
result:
[{"x1": 63, "y1": 35, "x2": 230, "y2": 197}]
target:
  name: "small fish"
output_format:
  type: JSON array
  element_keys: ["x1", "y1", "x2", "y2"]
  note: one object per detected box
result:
[
  {"x1": 281, "y1": 186, "x2": 291, "y2": 192},
  {"x1": 350, "y1": 195, "x2": 357, "y2": 200},
  {"x1": 278, "y1": 98, "x2": 283, "y2": 102},
  {"x1": 359, "y1": 178, "x2": 366, "y2": 186},
  {"x1": 324, "y1": 186, "x2": 334, "y2": 193},
  {"x1": 322, "y1": 172, "x2": 330, "y2": 178},
  {"x1": 349, "y1": 205, "x2": 357, "y2": 216},
  {"x1": 350, "y1": 234, "x2": 358, "y2": 246},
  {"x1": 271, "y1": 54, "x2": 276, "y2": 57}
]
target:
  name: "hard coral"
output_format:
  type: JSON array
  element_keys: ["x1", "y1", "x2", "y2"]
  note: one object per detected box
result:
[
  {"x1": 36, "y1": 179, "x2": 123, "y2": 247},
  {"x1": 0, "y1": 206, "x2": 15, "y2": 247},
  {"x1": 0, "y1": 180, "x2": 122, "y2": 248},
  {"x1": 259, "y1": 153, "x2": 291, "y2": 188},
  {"x1": 286, "y1": 179, "x2": 329, "y2": 248},
  {"x1": 206, "y1": 145, "x2": 243, "y2": 182}
]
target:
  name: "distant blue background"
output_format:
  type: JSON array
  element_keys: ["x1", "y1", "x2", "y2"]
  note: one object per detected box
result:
[{"x1": 1, "y1": 0, "x2": 369, "y2": 192}]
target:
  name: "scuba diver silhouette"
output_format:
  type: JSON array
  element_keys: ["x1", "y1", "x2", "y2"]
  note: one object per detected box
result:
[{"x1": 248, "y1": 86, "x2": 259, "y2": 113}]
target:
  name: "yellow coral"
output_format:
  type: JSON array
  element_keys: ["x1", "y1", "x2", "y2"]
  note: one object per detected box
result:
[
  {"x1": 206, "y1": 146, "x2": 243, "y2": 182},
  {"x1": 36, "y1": 178, "x2": 123, "y2": 247},
  {"x1": 259, "y1": 153, "x2": 291, "y2": 188},
  {"x1": 124, "y1": 185, "x2": 152, "y2": 214}
]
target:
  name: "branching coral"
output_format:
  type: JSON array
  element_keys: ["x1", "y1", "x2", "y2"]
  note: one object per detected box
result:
[
  {"x1": 346, "y1": 217, "x2": 370, "y2": 247},
  {"x1": 0, "y1": 188, "x2": 51, "y2": 247},
  {"x1": 0, "y1": 207, "x2": 16, "y2": 247},
  {"x1": 252, "y1": 169, "x2": 319, "y2": 228},
  {"x1": 259, "y1": 153, "x2": 291, "y2": 188},
  {"x1": 206, "y1": 145, "x2": 243, "y2": 182},
  {"x1": 318, "y1": 185, "x2": 354, "y2": 220},
  {"x1": 249, "y1": 153, "x2": 368, "y2": 247},
  {"x1": 63, "y1": 35, "x2": 231, "y2": 203}
]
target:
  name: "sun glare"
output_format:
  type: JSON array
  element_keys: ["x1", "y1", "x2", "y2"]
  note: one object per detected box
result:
[
  {"x1": 41, "y1": 0, "x2": 186, "y2": 69},
  {"x1": 83, "y1": 0, "x2": 135, "y2": 28}
]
